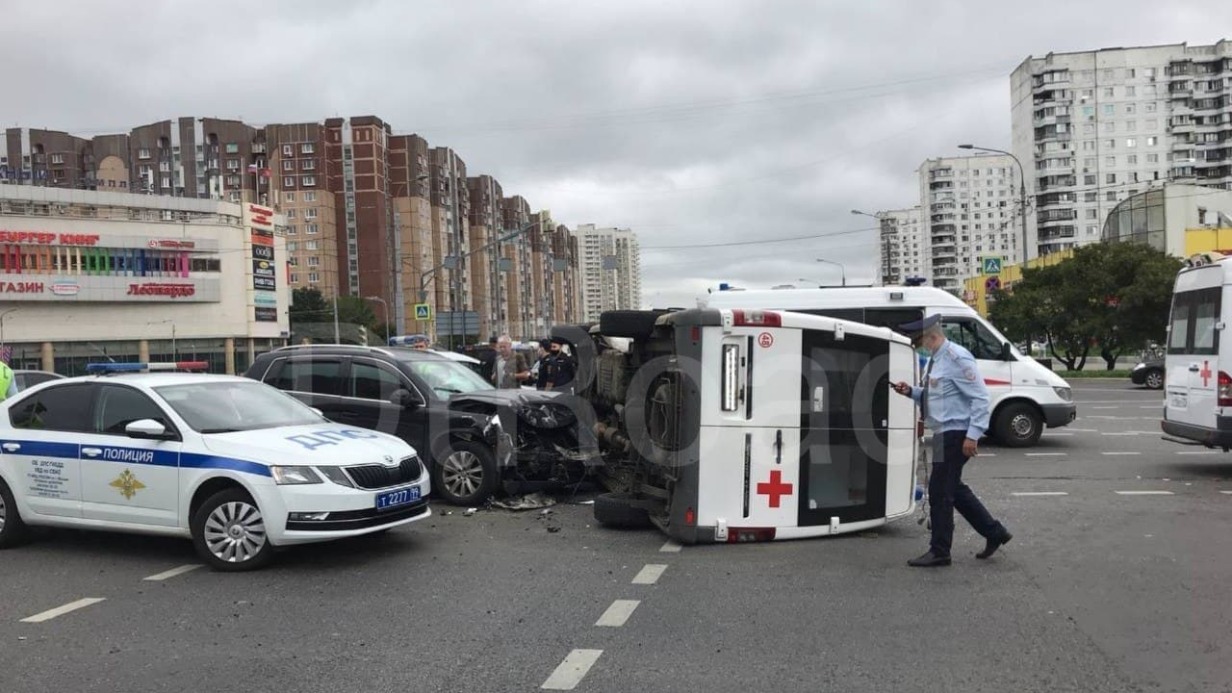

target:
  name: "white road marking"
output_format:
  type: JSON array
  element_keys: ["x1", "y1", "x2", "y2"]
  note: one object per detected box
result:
[
  {"x1": 595, "y1": 600, "x2": 640, "y2": 627},
  {"x1": 1101, "y1": 432, "x2": 1138, "y2": 436},
  {"x1": 1065, "y1": 428, "x2": 1100, "y2": 433},
  {"x1": 1090, "y1": 406, "x2": 1120, "y2": 410},
  {"x1": 1012, "y1": 491, "x2": 1069, "y2": 496},
  {"x1": 143, "y1": 564, "x2": 203, "y2": 582},
  {"x1": 1046, "y1": 433, "x2": 1074, "y2": 437},
  {"x1": 632, "y1": 564, "x2": 668, "y2": 585},
  {"x1": 1177, "y1": 450, "x2": 1221, "y2": 456},
  {"x1": 1139, "y1": 405, "x2": 1163, "y2": 409},
  {"x1": 1115, "y1": 490, "x2": 1174, "y2": 496},
  {"x1": 1220, "y1": 491, "x2": 1232, "y2": 495},
  {"x1": 1025, "y1": 453, "x2": 1067, "y2": 457},
  {"x1": 20, "y1": 598, "x2": 106, "y2": 623},
  {"x1": 659, "y1": 540, "x2": 682, "y2": 553},
  {"x1": 542, "y1": 649, "x2": 603, "y2": 690},
  {"x1": 1101, "y1": 451, "x2": 1142, "y2": 456}
]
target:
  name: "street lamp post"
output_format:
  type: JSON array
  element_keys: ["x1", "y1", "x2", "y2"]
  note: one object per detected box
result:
[
  {"x1": 814, "y1": 258, "x2": 846, "y2": 286},
  {"x1": 364, "y1": 296, "x2": 387, "y2": 344},
  {"x1": 0, "y1": 308, "x2": 17, "y2": 344},
  {"x1": 852, "y1": 209, "x2": 892, "y2": 285},
  {"x1": 146, "y1": 320, "x2": 176, "y2": 358},
  {"x1": 959, "y1": 144, "x2": 1030, "y2": 266}
]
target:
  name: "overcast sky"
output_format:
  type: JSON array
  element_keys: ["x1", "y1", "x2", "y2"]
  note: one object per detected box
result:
[{"x1": 5, "y1": 1, "x2": 1230, "y2": 308}]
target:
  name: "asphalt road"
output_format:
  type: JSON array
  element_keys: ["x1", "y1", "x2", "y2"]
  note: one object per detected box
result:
[{"x1": 2, "y1": 378, "x2": 1230, "y2": 693}]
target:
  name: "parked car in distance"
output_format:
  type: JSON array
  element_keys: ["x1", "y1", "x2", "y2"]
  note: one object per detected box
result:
[
  {"x1": 1130, "y1": 357, "x2": 1165, "y2": 390},
  {"x1": 13, "y1": 370, "x2": 66, "y2": 392}
]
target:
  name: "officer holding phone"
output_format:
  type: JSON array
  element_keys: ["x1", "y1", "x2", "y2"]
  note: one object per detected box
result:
[{"x1": 891, "y1": 314, "x2": 1012, "y2": 567}]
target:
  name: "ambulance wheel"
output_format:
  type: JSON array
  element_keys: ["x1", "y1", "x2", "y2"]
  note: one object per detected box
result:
[
  {"x1": 433, "y1": 441, "x2": 499, "y2": 506},
  {"x1": 191, "y1": 489, "x2": 274, "y2": 572},
  {"x1": 0, "y1": 478, "x2": 31, "y2": 549},
  {"x1": 594, "y1": 492, "x2": 654, "y2": 529},
  {"x1": 994, "y1": 403, "x2": 1042, "y2": 448},
  {"x1": 599, "y1": 310, "x2": 667, "y2": 341}
]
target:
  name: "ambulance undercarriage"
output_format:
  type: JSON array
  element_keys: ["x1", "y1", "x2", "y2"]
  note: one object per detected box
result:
[{"x1": 555, "y1": 308, "x2": 918, "y2": 544}]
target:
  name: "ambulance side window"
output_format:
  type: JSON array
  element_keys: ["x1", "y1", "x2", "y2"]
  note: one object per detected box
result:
[
  {"x1": 942, "y1": 318, "x2": 1004, "y2": 361},
  {"x1": 8, "y1": 384, "x2": 95, "y2": 432}
]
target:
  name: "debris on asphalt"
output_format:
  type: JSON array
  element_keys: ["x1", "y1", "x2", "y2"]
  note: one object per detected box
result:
[
  {"x1": 540, "y1": 508, "x2": 553, "y2": 515},
  {"x1": 463, "y1": 508, "x2": 477, "y2": 517},
  {"x1": 491, "y1": 491, "x2": 557, "y2": 511}
]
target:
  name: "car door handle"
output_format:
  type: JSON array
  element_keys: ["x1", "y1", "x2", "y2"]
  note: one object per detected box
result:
[
  {"x1": 1, "y1": 442, "x2": 20, "y2": 452},
  {"x1": 1189, "y1": 365, "x2": 1201, "y2": 372},
  {"x1": 82, "y1": 447, "x2": 103, "y2": 457},
  {"x1": 774, "y1": 429, "x2": 782, "y2": 465}
]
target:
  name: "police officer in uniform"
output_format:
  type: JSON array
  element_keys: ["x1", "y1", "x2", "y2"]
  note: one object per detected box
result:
[
  {"x1": 544, "y1": 336, "x2": 575, "y2": 393},
  {"x1": 892, "y1": 314, "x2": 1012, "y2": 567},
  {"x1": 0, "y1": 355, "x2": 15, "y2": 402},
  {"x1": 534, "y1": 339, "x2": 552, "y2": 390}
]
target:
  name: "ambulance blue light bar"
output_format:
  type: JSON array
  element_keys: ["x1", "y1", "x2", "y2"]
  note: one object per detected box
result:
[{"x1": 86, "y1": 361, "x2": 210, "y2": 374}]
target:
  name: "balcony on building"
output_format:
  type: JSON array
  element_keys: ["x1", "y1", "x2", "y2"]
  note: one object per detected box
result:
[
  {"x1": 1037, "y1": 192, "x2": 1077, "y2": 210},
  {"x1": 1038, "y1": 174, "x2": 1077, "y2": 191}
]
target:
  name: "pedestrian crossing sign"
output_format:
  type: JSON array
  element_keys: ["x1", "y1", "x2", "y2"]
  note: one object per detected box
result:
[
  {"x1": 414, "y1": 303, "x2": 432, "y2": 321},
  {"x1": 982, "y1": 257, "x2": 1003, "y2": 275}
]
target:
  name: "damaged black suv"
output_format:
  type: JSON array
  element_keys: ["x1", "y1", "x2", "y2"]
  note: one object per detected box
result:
[{"x1": 244, "y1": 345, "x2": 599, "y2": 505}]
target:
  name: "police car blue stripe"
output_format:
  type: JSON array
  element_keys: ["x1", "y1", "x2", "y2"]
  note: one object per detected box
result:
[
  {"x1": 0, "y1": 440, "x2": 79, "y2": 459},
  {"x1": 0, "y1": 439, "x2": 270, "y2": 477},
  {"x1": 180, "y1": 453, "x2": 272, "y2": 478}
]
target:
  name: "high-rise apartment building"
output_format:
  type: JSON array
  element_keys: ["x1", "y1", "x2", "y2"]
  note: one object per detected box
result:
[
  {"x1": 1011, "y1": 40, "x2": 1232, "y2": 257},
  {"x1": 0, "y1": 115, "x2": 585, "y2": 343},
  {"x1": 917, "y1": 154, "x2": 1021, "y2": 292},
  {"x1": 876, "y1": 206, "x2": 926, "y2": 285},
  {"x1": 576, "y1": 224, "x2": 642, "y2": 322}
]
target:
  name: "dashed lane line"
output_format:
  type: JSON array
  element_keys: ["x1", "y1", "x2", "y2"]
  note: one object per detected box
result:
[
  {"x1": 1101, "y1": 451, "x2": 1142, "y2": 456},
  {"x1": 1178, "y1": 450, "x2": 1221, "y2": 455},
  {"x1": 143, "y1": 564, "x2": 203, "y2": 582},
  {"x1": 632, "y1": 564, "x2": 668, "y2": 585},
  {"x1": 659, "y1": 540, "x2": 682, "y2": 553},
  {"x1": 541, "y1": 649, "x2": 603, "y2": 690},
  {"x1": 1221, "y1": 491, "x2": 1232, "y2": 495},
  {"x1": 595, "y1": 600, "x2": 640, "y2": 627},
  {"x1": 20, "y1": 598, "x2": 107, "y2": 624},
  {"x1": 1065, "y1": 428, "x2": 1100, "y2": 433},
  {"x1": 1012, "y1": 491, "x2": 1069, "y2": 496},
  {"x1": 1115, "y1": 490, "x2": 1175, "y2": 495},
  {"x1": 1025, "y1": 453, "x2": 1067, "y2": 457}
]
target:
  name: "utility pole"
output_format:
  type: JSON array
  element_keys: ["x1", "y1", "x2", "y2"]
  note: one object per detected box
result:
[{"x1": 333, "y1": 291, "x2": 340, "y2": 344}]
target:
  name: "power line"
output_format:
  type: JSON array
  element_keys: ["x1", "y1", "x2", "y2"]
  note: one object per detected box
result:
[{"x1": 641, "y1": 225, "x2": 879, "y2": 250}]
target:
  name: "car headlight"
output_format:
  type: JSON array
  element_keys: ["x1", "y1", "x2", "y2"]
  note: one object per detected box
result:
[
  {"x1": 1052, "y1": 386, "x2": 1072, "y2": 402},
  {"x1": 270, "y1": 466, "x2": 323, "y2": 485},
  {"x1": 1132, "y1": 363, "x2": 1145, "y2": 371}
]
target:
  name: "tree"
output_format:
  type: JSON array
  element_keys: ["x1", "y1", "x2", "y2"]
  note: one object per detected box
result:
[
  {"x1": 289, "y1": 288, "x2": 378, "y2": 344},
  {"x1": 988, "y1": 243, "x2": 1180, "y2": 371}
]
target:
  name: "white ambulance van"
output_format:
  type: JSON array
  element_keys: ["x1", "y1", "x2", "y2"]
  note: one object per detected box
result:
[
  {"x1": 1161, "y1": 252, "x2": 1232, "y2": 448},
  {"x1": 700, "y1": 285, "x2": 1076, "y2": 447}
]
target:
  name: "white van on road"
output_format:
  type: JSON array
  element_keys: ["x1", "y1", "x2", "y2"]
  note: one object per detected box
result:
[
  {"x1": 700, "y1": 285, "x2": 1077, "y2": 447},
  {"x1": 1162, "y1": 253, "x2": 1232, "y2": 448}
]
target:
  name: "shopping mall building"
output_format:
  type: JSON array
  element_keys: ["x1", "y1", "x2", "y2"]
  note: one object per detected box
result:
[{"x1": 0, "y1": 186, "x2": 289, "y2": 375}]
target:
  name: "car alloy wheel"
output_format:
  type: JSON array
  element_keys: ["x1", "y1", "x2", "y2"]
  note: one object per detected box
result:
[
  {"x1": 0, "y1": 492, "x2": 6, "y2": 534},
  {"x1": 203, "y1": 501, "x2": 268, "y2": 565},
  {"x1": 1146, "y1": 370, "x2": 1163, "y2": 390},
  {"x1": 442, "y1": 450, "x2": 485, "y2": 499}
]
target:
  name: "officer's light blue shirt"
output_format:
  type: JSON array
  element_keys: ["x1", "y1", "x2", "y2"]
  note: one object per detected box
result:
[{"x1": 909, "y1": 340, "x2": 990, "y2": 441}]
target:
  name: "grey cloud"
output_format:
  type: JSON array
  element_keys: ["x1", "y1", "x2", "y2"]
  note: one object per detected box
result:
[{"x1": 5, "y1": 0, "x2": 1230, "y2": 311}]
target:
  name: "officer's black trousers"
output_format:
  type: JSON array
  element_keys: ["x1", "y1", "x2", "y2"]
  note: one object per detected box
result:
[{"x1": 928, "y1": 430, "x2": 1005, "y2": 557}]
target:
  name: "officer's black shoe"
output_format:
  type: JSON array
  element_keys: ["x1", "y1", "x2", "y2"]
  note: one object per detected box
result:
[
  {"x1": 976, "y1": 531, "x2": 1013, "y2": 559},
  {"x1": 907, "y1": 551, "x2": 951, "y2": 567}
]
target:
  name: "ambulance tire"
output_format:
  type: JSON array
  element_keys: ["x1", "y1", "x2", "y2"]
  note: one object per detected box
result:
[
  {"x1": 594, "y1": 492, "x2": 654, "y2": 529},
  {"x1": 994, "y1": 402, "x2": 1043, "y2": 448},
  {"x1": 0, "y1": 478, "x2": 30, "y2": 549},
  {"x1": 599, "y1": 311, "x2": 667, "y2": 341},
  {"x1": 191, "y1": 488, "x2": 275, "y2": 572}
]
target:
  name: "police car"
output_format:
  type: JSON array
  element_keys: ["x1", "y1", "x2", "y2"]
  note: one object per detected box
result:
[{"x1": 0, "y1": 362, "x2": 431, "y2": 571}]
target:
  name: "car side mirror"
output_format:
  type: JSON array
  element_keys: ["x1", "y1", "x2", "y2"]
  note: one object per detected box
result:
[
  {"x1": 391, "y1": 388, "x2": 423, "y2": 408},
  {"x1": 1001, "y1": 342, "x2": 1013, "y2": 361},
  {"x1": 309, "y1": 407, "x2": 324, "y2": 418},
  {"x1": 126, "y1": 418, "x2": 174, "y2": 440}
]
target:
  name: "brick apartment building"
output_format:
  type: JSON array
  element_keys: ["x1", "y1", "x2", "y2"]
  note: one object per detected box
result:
[{"x1": 0, "y1": 115, "x2": 583, "y2": 344}]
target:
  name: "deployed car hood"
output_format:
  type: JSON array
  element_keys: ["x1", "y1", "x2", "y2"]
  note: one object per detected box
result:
[{"x1": 201, "y1": 424, "x2": 416, "y2": 467}]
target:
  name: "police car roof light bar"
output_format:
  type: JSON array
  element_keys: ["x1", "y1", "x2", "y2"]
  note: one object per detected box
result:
[{"x1": 86, "y1": 361, "x2": 210, "y2": 374}]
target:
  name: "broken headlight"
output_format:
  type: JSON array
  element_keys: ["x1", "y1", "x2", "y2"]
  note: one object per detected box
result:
[{"x1": 518, "y1": 402, "x2": 576, "y2": 429}]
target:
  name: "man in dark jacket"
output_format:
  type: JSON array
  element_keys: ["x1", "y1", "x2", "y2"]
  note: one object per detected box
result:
[{"x1": 545, "y1": 336, "x2": 576, "y2": 393}]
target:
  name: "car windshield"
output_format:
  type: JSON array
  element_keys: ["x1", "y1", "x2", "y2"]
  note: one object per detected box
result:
[
  {"x1": 405, "y1": 358, "x2": 494, "y2": 396},
  {"x1": 154, "y1": 381, "x2": 324, "y2": 433}
]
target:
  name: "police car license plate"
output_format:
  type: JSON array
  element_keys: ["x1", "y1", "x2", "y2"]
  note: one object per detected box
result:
[{"x1": 376, "y1": 486, "x2": 421, "y2": 510}]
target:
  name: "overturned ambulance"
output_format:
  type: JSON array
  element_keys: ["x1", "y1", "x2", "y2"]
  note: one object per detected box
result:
[{"x1": 552, "y1": 307, "x2": 919, "y2": 544}]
